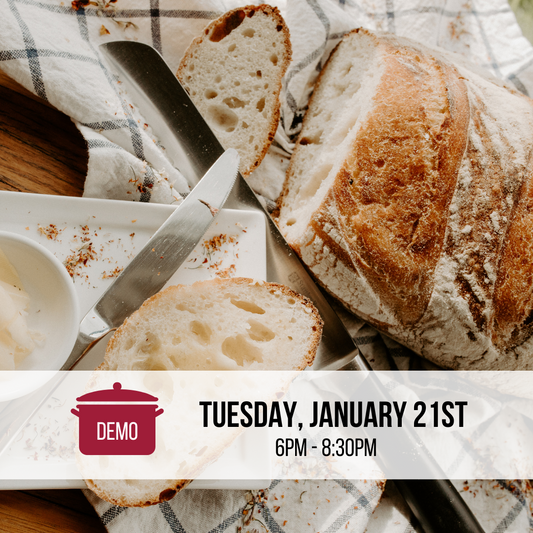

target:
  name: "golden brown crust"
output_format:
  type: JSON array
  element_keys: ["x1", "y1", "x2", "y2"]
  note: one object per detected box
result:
[
  {"x1": 85, "y1": 479, "x2": 192, "y2": 508},
  {"x1": 176, "y1": 5, "x2": 292, "y2": 178},
  {"x1": 332, "y1": 33, "x2": 469, "y2": 326},
  {"x1": 443, "y1": 87, "x2": 523, "y2": 335},
  {"x1": 310, "y1": 189, "x2": 358, "y2": 274},
  {"x1": 278, "y1": 29, "x2": 470, "y2": 326}
]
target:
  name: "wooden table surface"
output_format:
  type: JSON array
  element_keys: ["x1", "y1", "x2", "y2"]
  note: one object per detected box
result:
[{"x1": 0, "y1": 69, "x2": 106, "y2": 532}]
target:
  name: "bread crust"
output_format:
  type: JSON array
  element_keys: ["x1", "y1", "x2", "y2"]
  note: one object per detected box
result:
[
  {"x1": 176, "y1": 5, "x2": 292, "y2": 178},
  {"x1": 277, "y1": 28, "x2": 533, "y2": 370},
  {"x1": 336, "y1": 42, "x2": 469, "y2": 326},
  {"x1": 85, "y1": 479, "x2": 192, "y2": 508},
  {"x1": 493, "y1": 158, "x2": 533, "y2": 349}
]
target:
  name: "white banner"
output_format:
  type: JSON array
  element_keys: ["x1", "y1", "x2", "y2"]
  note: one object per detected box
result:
[{"x1": 0, "y1": 370, "x2": 531, "y2": 480}]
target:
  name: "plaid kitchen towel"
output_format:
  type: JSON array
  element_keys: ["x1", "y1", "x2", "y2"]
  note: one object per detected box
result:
[
  {"x1": 84, "y1": 479, "x2": 386, "y2": 533},
  {"x1": 2, "y1": 0, "x2": 533, "y2": 531}
]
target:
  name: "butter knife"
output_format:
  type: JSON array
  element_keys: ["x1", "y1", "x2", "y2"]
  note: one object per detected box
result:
[{"x1": 64, "y1": 148, "x2": 239, "y2": 370}]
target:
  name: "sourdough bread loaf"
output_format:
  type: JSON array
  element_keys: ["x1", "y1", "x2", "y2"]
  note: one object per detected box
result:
[
  {"x1": 86, "y1": 278, "x2": 322, "y2": 507},
  {"x1": 176, "y1": 5, "x2": 291, "y2": 178},
  {"x1": 276, "y1": 28, "x2": 533, "y2": 370}
]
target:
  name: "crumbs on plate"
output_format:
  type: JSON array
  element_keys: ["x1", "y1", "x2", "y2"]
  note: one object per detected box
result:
[
  {"x1": 16, "y1": 396, "x2": 76, "y2": 463},
  {"x1": 186, "y1": 225, "x2": 247, "y2": 279},
  {"x1": 36, "y1": 220, "x2": 136, "y2": 285},
  {"x1": 102, "y1": 266, "x2": 124, "y2": 279},
  {"x1": 37, "y1": 223, "x2": 64, "y2": 241},
  {"x1": 63, "y1": 241, "x2": 98, "y2": 279}
]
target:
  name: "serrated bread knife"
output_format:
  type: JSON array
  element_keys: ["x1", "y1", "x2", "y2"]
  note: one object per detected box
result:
[
  {"x1": 0, "y1": 148, "x2": 239, "y2": 452},
  {"x1": 94, "y1": 42, "x2": 486, "y2": 533}
]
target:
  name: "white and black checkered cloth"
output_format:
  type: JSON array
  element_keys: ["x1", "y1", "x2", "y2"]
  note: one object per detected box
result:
[{"x1": 1, "y1": 0, "x2": 533, "y2": 531}]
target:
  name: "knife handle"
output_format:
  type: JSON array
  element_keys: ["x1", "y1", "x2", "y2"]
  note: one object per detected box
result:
[
  {"x1": 394, "y1": 479, "x2": 485, "y2": 533},
  {"x1": 352, "y1": 373, "x2": 485, "y2": 533}
]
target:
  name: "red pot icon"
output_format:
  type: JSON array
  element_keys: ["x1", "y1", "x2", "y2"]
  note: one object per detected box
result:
[{"x1": 71, "y1": 382, "x2": 164, "y2": 456}]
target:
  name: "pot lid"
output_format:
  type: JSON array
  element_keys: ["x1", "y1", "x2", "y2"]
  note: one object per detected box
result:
[{"x1": 76, "y1": 382, "x2": 158, "y2": 403}]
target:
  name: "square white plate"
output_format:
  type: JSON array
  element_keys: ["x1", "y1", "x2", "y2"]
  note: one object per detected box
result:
[{"x1": 0, "y1": 191, "x2": 270, "y2": 490}]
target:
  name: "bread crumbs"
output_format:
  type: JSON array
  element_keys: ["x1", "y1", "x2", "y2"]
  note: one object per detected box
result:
[
  {"x1": 37, "y1": 221, "x2": 137, "y2": 285},
  {"x1": 186, "y1": 230, "x2": 246, "y2": 279},
  {"x1": 102, "y1": 266, "x2": 124, "y2": 279},
  {"x1": 38, "y1": 223, "x2": 64, "y2": 240},
  {"x1": 63, "y1": 241, "x2": 97, "y2": 279}
]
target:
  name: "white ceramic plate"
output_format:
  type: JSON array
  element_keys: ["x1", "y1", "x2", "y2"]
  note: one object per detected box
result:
[{"x1": 0, "y1": 191, "x2": 270, "y2": 490}]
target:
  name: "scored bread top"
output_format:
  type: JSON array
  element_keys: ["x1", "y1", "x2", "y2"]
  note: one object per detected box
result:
[
  {"x1": 176, "y1": 5, "x2": 291, "y2": 178},
  {"x1": 492, "y1": 162, "x2": 533, "y2": 349},
  {"x1": 277, "y1": 29, "x2": 470, "y2": 326},
  {"x1": 333, "y1": 34, "x2": 469, "y2": 327}
]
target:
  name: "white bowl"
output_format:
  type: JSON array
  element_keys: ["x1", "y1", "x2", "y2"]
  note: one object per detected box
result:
[{"x1": 0, "y1": 231, "x2": 79, "y2": 401}]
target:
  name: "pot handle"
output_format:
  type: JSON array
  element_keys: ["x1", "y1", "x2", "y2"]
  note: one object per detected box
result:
[
  {"x1": 155, "y1": 408, "x2": 164, "y2": 417},
  {"x1": 71, "y1": 408, "x2": 80, "y2": 417}
]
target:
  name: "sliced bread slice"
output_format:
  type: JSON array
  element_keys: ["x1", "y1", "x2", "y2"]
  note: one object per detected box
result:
[
  {"x1": 176, "y1": 5, "x2": 291, "y2": 178},
  {"x1": 86, "y1": 278, "x2": 322, "y2": 507},
  {"x1": 103, "y1": 278, "x2": 321, "y2": 372}
]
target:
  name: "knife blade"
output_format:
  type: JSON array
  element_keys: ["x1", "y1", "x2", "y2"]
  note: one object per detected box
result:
[
  {"x1": 99, "y1": 40, "x2": 366, "y2": 373},
  {"x1": 0, "y1": 149, "x2": 239, "y2": 454}
]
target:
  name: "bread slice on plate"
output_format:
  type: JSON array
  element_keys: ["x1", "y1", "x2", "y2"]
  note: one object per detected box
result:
[
  {"x1": 276, "y1": 28, "x2": 533, "y2": 370},
  {"x1": 85, "y1": 278, "x2": 322, "y2": 507},
  {"x1": 176, "y1": 5, "x2": 291, "y2": 178}
]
